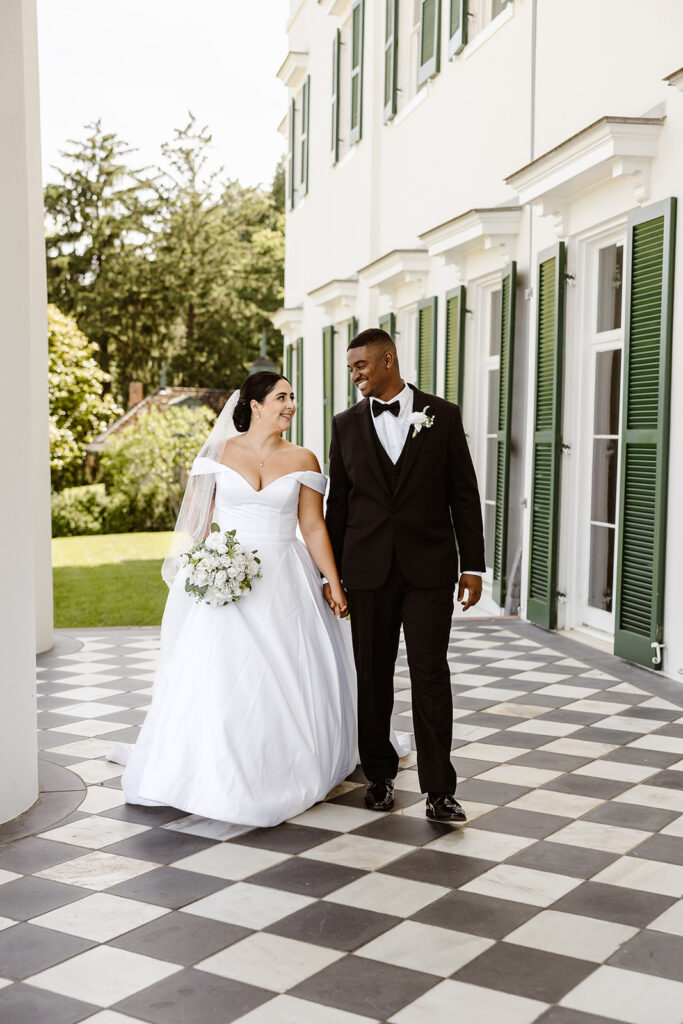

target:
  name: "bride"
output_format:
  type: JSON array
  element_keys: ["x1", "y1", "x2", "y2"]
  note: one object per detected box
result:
[{"x1": 109, "y1": 371, "x2": 365, "y2": 827}]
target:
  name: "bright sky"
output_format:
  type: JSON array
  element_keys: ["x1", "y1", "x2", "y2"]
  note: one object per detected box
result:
[{"x1": 37, "y1": 0, "x2": 289, "y2": 189}]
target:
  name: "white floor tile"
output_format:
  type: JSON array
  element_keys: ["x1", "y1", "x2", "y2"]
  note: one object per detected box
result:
[
  {"x1": 594, "y1": 715, "x2": 663, "y2": 735},
  {"x1": 0, "y1": 870, "x2": 21, "y2": 886},
  {"x1": 537, "y1": 684, "x2": 600, "y2": 699},
  {"x1": 648, "y1": 900, "x2": 683, "y2": 937},
  {"x1": 45, "y1": 738, "x2": 117, "y2": 760},
  {"x1": 181, "y1": 882, "x2": 313, "y2": 929},
  {"x1": 83, "y1": 1009, "x2": 151, "y2": 1023},
  {"x1": 662, "y1": 815, "x2": 683, "y2": 838},
  {"x1": 36, "y1": 850, "x2": 154, "y2": 891},
  {"x1": 506, "y1": 719, "x2": 580, "y2": 738},
  {"x1": 65, "y1": 760, "x2": 123, "y2": 784},
  {"x1": 198, "y1": 932, "x2": 341, "y2": 990},
  {"x1": 537, "y1": 738, "x2": 618, "y2": 759},
  {"x1": 239, "y1": 995, "x2": 379, "y2": 1023},
  {"x1": 390, "y1": 978, "x2": 547, "y2": 1024},
  {"x1": 504, "y1": 909, "x2": 637, "y2": 961},
  {"x1": 475, "y1": 765, "x2": 563, "y2": 788},
  {"x1": 54, "y1": 687, "x2": 122, "y2": 702},
  {"x1": 29, "y1": 944, "x2": 180, "y2": 1007},
  {"x1": 506, "y1": 790, "x2": 603, "y2": 818},
  {"x1": 457, "y1": 687, "x2": 526, "y2": 702},
  {"x1": 162, "y1": 816, "x2": 253, "y2": 840},
  {"x1": 461, "y1": 864, "x2": 581, "y2": 907},
  {"x1": 453, "y1": 743, "x2": 522, "y2": 763},
  {"x1": 487, "y1": 703, "x2": 551, "y2": 720},
  {"x1": 54, "y1": 703, "x2": 127, "y2": 720},
  {"x1": 287, "y1": 802, "x2": 379, "y2": 831},
  {"x1": 39, "y1": 816, "x2": 148, "y2": 849},
  {"x1": 591, "y1": 856, "x2": 683, "y2": 897},
  {"x1": 573, "y1": 759, "x2": 658, "y2": 783},
  {"x1": 172, "y1": 842, "x2": 287, "y2": 880},
  {"x1": 614, "y1": 784, "x2": 683, "y2": 812},
  {"x1": 325, "y1": 872, "x2": 449, "y2": 917},
  {"x1": 300, "y1": 834, "x2": 414, "y2": 871},
  {"x1": 425, "y1": 829, "x2": 534, "y2": 862},
  {"x1": 51, "y1": 719, "x2": 125, "y2": 738},
  {"x1": 356, "y1": 920, "x2": 493, "y2": 976},
  {"x1": 0, "y1": 917, "x2": 16, "y2": 931},
  {"x1": 547, "y1": 820, "x2": 650, "y2": 854},
  {"x1": 78, "y1": 786, "x2": 127, "y2": 814},
  {"x1": 561, "y1": 965, "x2": 683, "y2": 1024},
  {"x1": 565, "y1": 699, "x2": 631, "y2": 716},
  {"x1": 31, "y1": 891, "x2": 168, "y2": 941},
  {"x1": 508, "y1": 671, "x2": 572, "y2": 684},
  {"x1": 629, "y1": 735, "x2": 683, "y2": 755}
]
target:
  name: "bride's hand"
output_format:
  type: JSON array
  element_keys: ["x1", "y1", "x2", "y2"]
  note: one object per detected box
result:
[{"x1": 323, "y1": 581, "x2": 348, "y2": 618}]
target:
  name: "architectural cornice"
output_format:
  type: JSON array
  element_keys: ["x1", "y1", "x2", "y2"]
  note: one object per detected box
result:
[
  {"x1": 276, "y1": 51, "x2": 309, "y2": 89},
  {"x1": 506, "y1": 116, "x2": 665, "y2": 228},
  {"x1": 308, "y1": 277, "x2": 358, "y2": 320},
  {"x1": 419, "y1": 207, "x2": 522, "y2": 266},
  {"x1": 664, "y1": 67, "x2": 683, "y2": 92},
  {"x1": 271, "y1": 306, "x2": 303, "y2": 340},
  {"x1": 317, "y1": 0, "x2": 354, "y2": 18},
  {"x1": 357, "y1": 249, "x2": 429, "y2": 301}
]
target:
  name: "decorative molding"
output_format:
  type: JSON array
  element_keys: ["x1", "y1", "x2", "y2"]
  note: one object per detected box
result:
[
  {"x1": 271, "y1": 306, "x2": 303, "y2": 344},
  {"x1": 276, "y1": 111, "x2": 288, "y2": 138},
  {"x1": 308, "y1": 278, "x2": 358, "y2": 321},
  {"x1": 317, "y1": 0, "x2": 354, "y2": 18},
  {"x1": 276, "y1": 51, "x2": 309, "y2": 89},
  {"x1": 506, "y1": 116, "x2": 665, "y2": 218},
  {"x1": 419, "y1": 207, "x2": 522, "y2": 270},
  {"x1": 357, "y1": 249, "x2": 429, "y2": 303},
  {"x1": 664, "y1": 66, "x2": 683, "y2": 92}
]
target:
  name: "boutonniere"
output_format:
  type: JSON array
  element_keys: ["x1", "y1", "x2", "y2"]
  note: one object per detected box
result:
[{"x1": 408, "y1": 406, "x2": 435, "y2": 438}]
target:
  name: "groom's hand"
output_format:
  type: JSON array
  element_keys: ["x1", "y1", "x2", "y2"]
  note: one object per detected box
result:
[{"x1": 458, "y1": 574, "x2": 482, "y2": 611}]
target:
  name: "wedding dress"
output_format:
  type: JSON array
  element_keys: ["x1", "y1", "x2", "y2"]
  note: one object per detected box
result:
[{"x1": 109, "y1": 461, "x2": 365, "y2": 827}]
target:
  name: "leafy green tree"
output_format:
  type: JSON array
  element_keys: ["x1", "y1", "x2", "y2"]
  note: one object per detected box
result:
[
  {"x1": 99, "y1": 404, "x2": 215, "y2": 531},
  {"x1": 48, "y1": 304, "x2": 122, "y2": 489}
]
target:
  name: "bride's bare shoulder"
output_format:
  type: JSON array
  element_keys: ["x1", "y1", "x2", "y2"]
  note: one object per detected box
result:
[{"x1": 283, "y1": 442, "x2": 321, "y2": 473}]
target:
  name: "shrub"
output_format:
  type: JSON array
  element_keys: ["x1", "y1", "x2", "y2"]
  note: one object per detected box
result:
[{"x1": 51, "y1": 484, "x2": 107, "y2": 537}]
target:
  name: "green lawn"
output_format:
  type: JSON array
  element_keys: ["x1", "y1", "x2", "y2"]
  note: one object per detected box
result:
[{"x1": 52, "y1": 532, "x2": 174, "y2": 628}]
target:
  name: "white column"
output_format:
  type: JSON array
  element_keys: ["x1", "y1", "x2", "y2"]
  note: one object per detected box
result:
[{"x1": 0, "y1": 0, "x2": 49, "y2": 823}]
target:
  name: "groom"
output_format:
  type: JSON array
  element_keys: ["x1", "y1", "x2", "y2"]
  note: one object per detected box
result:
[{"x1": 324, "y1": 327, "x2": 486, "y2": 822}]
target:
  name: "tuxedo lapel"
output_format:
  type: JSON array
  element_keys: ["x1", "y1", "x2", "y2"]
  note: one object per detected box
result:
[
  {"x1": 394, "y1": 386, "x2": 431, "y2": 497},
  {"x1": 354, "y1": 400, "x2": 392, "y2": 497}
]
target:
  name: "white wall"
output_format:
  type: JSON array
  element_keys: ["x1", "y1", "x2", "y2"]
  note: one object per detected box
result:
[{"x1": 0, "y1": 0, "x2": 51, "y2": 823}]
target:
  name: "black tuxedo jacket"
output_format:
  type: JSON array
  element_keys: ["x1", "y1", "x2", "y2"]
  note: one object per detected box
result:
[{"x1": 325, "y1": 385, "x2": 486, "y2": 590}]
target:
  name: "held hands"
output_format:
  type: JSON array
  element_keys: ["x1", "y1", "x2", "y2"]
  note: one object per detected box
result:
[
  {"x1": 458, "y1": 573, "x2": 482, "y2": 612},
  {"x1": 323, "y1": 581, "x2": 348, "y2": 618}
]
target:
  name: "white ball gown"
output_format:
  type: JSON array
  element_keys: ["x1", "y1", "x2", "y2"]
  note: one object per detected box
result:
[{"x1": 108, "y1": 460, "x2": 373, "y2": 828}]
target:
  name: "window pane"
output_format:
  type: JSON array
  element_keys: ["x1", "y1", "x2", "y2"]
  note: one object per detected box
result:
[
  {"x1": 484, "y1": 502, "x2": 495, "y2": 566},
  {"x1": 588, "y1": 524, "x2": 615, "y2": 611},
  {"x1": 491, "y1": 0, "x2": 509, "y2": 15},
  {"x1": 421, "y1": 0, "x2": 436, "y2": 63},
  {"x1": 450, "y1": 0, "x2": 462, "y2": 36},
  {"x1": 487, "y1": 369, "x2": 499, "y2": 433},
  {"x1": 489, "y1": 289, "x2": 501, "y2": 357},
  {"x1": 486, "y1": 436, "x2": 497, "y2": 501},
  {"x1": 591, "y1": 438, "x2": 619, "y2": 525},
  {"x1": 597, "y1": 244, "x2": 623, "y2": 332},
  {"x1": 593, "y1": 349, "x2": 621, "y2": 436}
]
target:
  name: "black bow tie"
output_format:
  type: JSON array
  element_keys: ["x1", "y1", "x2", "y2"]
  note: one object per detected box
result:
[{"x1": 372, "y1": 399, "x2": 400, "y2": 418}]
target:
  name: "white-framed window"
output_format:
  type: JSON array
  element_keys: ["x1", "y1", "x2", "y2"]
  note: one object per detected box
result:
[
  {"x1": 466, "y1": 0, "x2": 511, "y2": 41},
  {"x1": 483, "y1": 287, "x2": 501, "y2": 569},
  {"x1": 393, "y1": 0, "x2": 423, "y2": 113}
]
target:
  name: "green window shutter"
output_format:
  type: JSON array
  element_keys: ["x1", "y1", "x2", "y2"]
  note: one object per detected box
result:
[
  {"x1": 331, "y1": 30, "x2": 340, "y2": 163},
  {"x1": 527, "y1": 243, "x2": 566, "y2": 630},
  {"x1": 350, "y1": 1, "x2": 365, "y2": 144},
  {"x1": 285, "y1": 343, "x2": 294, "y2": 440},
  {"x1": 444, "y1": 285, "x2": 466, "y2": 406},
  {"x1": 379, "y1": 311, "x2": 396, "y2": 337},
  {"x1": 417, "y1": 297, "x2": 438, "y2": 392},
  {"x1": 295, "y1": 337, "x2": 304, "y2": 446},
  {"x1": 492, "y1": 262, "x2": 517, "y2": 607},
  {"x1": 322, "y1": 326, "x2": 335, "y2": 472},
  {"x1": 418, "y1": 0, "x2": 441, "y2": 87},
  {"x1": 287, "y1": 97, "x2": 296, "y2": 211},
  {"x1": 384, "y1": 0, "x2": 399, "y2": 122},
  {"x1": 448, "y1": 0, "x2": 468, "y2": 57},
  {"x1": 300, "y1": 76, "x2": 310, "y2": 195},
  {"x1": 347, "y1": 317, "x2": 358, "y2": 406},
  {"x1": 614, "y1": 197, "x2": 676, "y2": 670}
]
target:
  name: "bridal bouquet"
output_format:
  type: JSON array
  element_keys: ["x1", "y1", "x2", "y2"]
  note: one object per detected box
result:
[{"x1": 179, "y1": 524, "x2": 262, "y2": 607}]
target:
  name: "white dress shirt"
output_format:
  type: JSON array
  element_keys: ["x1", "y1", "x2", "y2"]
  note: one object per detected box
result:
[{"x1": 370, "y1": 384, "x2": 481, "y2": 579}]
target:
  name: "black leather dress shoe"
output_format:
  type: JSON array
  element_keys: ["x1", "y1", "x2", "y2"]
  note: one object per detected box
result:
[
  {"x1": 364, "y1": 779, "x2": 395, "y2": 811},
  {"x1": 426, "y1": 793, "x2": 467, "y2": 822}
]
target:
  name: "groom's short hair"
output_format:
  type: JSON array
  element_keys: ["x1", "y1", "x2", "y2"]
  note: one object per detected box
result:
[{"x1": 348, "y1": 327, "x2": 396, "y2": 352}]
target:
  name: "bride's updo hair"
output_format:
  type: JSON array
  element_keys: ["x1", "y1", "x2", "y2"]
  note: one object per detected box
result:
[{"x1": 232, "y1": 371, "x2": 290, "y2": 432}]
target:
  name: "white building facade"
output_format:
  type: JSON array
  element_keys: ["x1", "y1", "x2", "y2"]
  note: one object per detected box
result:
[{"x1": 274, "y1": 0, "x2": 683, "y2": 681}]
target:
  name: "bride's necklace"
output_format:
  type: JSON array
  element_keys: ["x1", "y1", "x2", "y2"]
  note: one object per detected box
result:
[{"x1": 245, "y1": 435, "x2": 278, "y2": 470}]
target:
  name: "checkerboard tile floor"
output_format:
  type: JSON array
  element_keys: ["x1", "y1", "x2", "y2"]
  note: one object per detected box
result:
[{"x1": 1, "y1": 621, "x2": 682, "y2": 1023}]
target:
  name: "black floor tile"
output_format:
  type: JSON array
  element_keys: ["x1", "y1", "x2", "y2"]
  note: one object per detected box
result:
[
  {"x1": 454, "y1": 943, "x2": 594, "y2": 1003},
  {"x1": 379, "y1": 848, "x2": 494, "y2": 888},
  {"x1": 107, "y1": 865, "x2": 228, "y2": 909},
  {"x1": 230, "y1": 823, "x2": 337, "y2": 855},
  {"x1": 289, "y1": 955, "x2": 438, "y2": 1020},
  {"x1": 629, "y1": 833, "x2": 683, "y2": 866},
  {"x1": 102, "y1": 803, "x2": 189, "y2": 826},
  {"x1": 581, "y1": 800, "x2": 678, "y2": 833},
  {"x1": 455, "y1": 779, "x2": 531, "y2": 806},
  {"x1": 510, "y1": 751, "x2": 590, "y2": 773},
  {"x1": 110, "y1": 911, "x2": 251, "y2": 966},
  {"x1": 115, "y1": 967, "x2": 272, "y2": 1023},
  {"x1": 0, "y1": 876, "x2": 85, "y2": 921},
  {"x1": 471, "y1": 807, "x2": 568, "y2": 840},
  {"x1": 604, "y1": 747, "x2": 680, "y2": 769},
  {"x1": 607, "y1": 928, "x2": 683, "y2": 980},
  {"x1": 330, "y1": 785, "x2": 421, "y2": 811},
  {"x1": 0, "y1": 836, "x2": 84, "y2": 875},
  {"x1": 412, "y1": 889, "x2": 539, "y2": 938},
  {"x1": 553, "y1": 880, "x2": 675, "y2": 927},
  {"x1": 506, "y1": 840, "x2": 618, "y2": 879},
  {"x1": 0, "y1": 983, "x2": 96, "y2": 1024},
  {"x1": 249, "y1": 856, "x2": 362, "y2": 897},
  {"x1": 542, "y1": 775, "x2": 631, "y2": 800},
  {"x1": 0, "y1": 922, "x2": 95, "y2": 980},
  {"x1": 351, "y1": 814, "x2": 454, "y2": 846},
  {"x1": 536, "y1": 1006, "x2": 629, "y2": 1023},
  {"x1": 645, "y1": 769, "x2": 683, "y2": 790},
  {"x1": 267, "y1": 900, "x2": 400, "y2": 951},
  {"x1": 104, "y1": 827, "x2": 216, "y2": 864}
]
